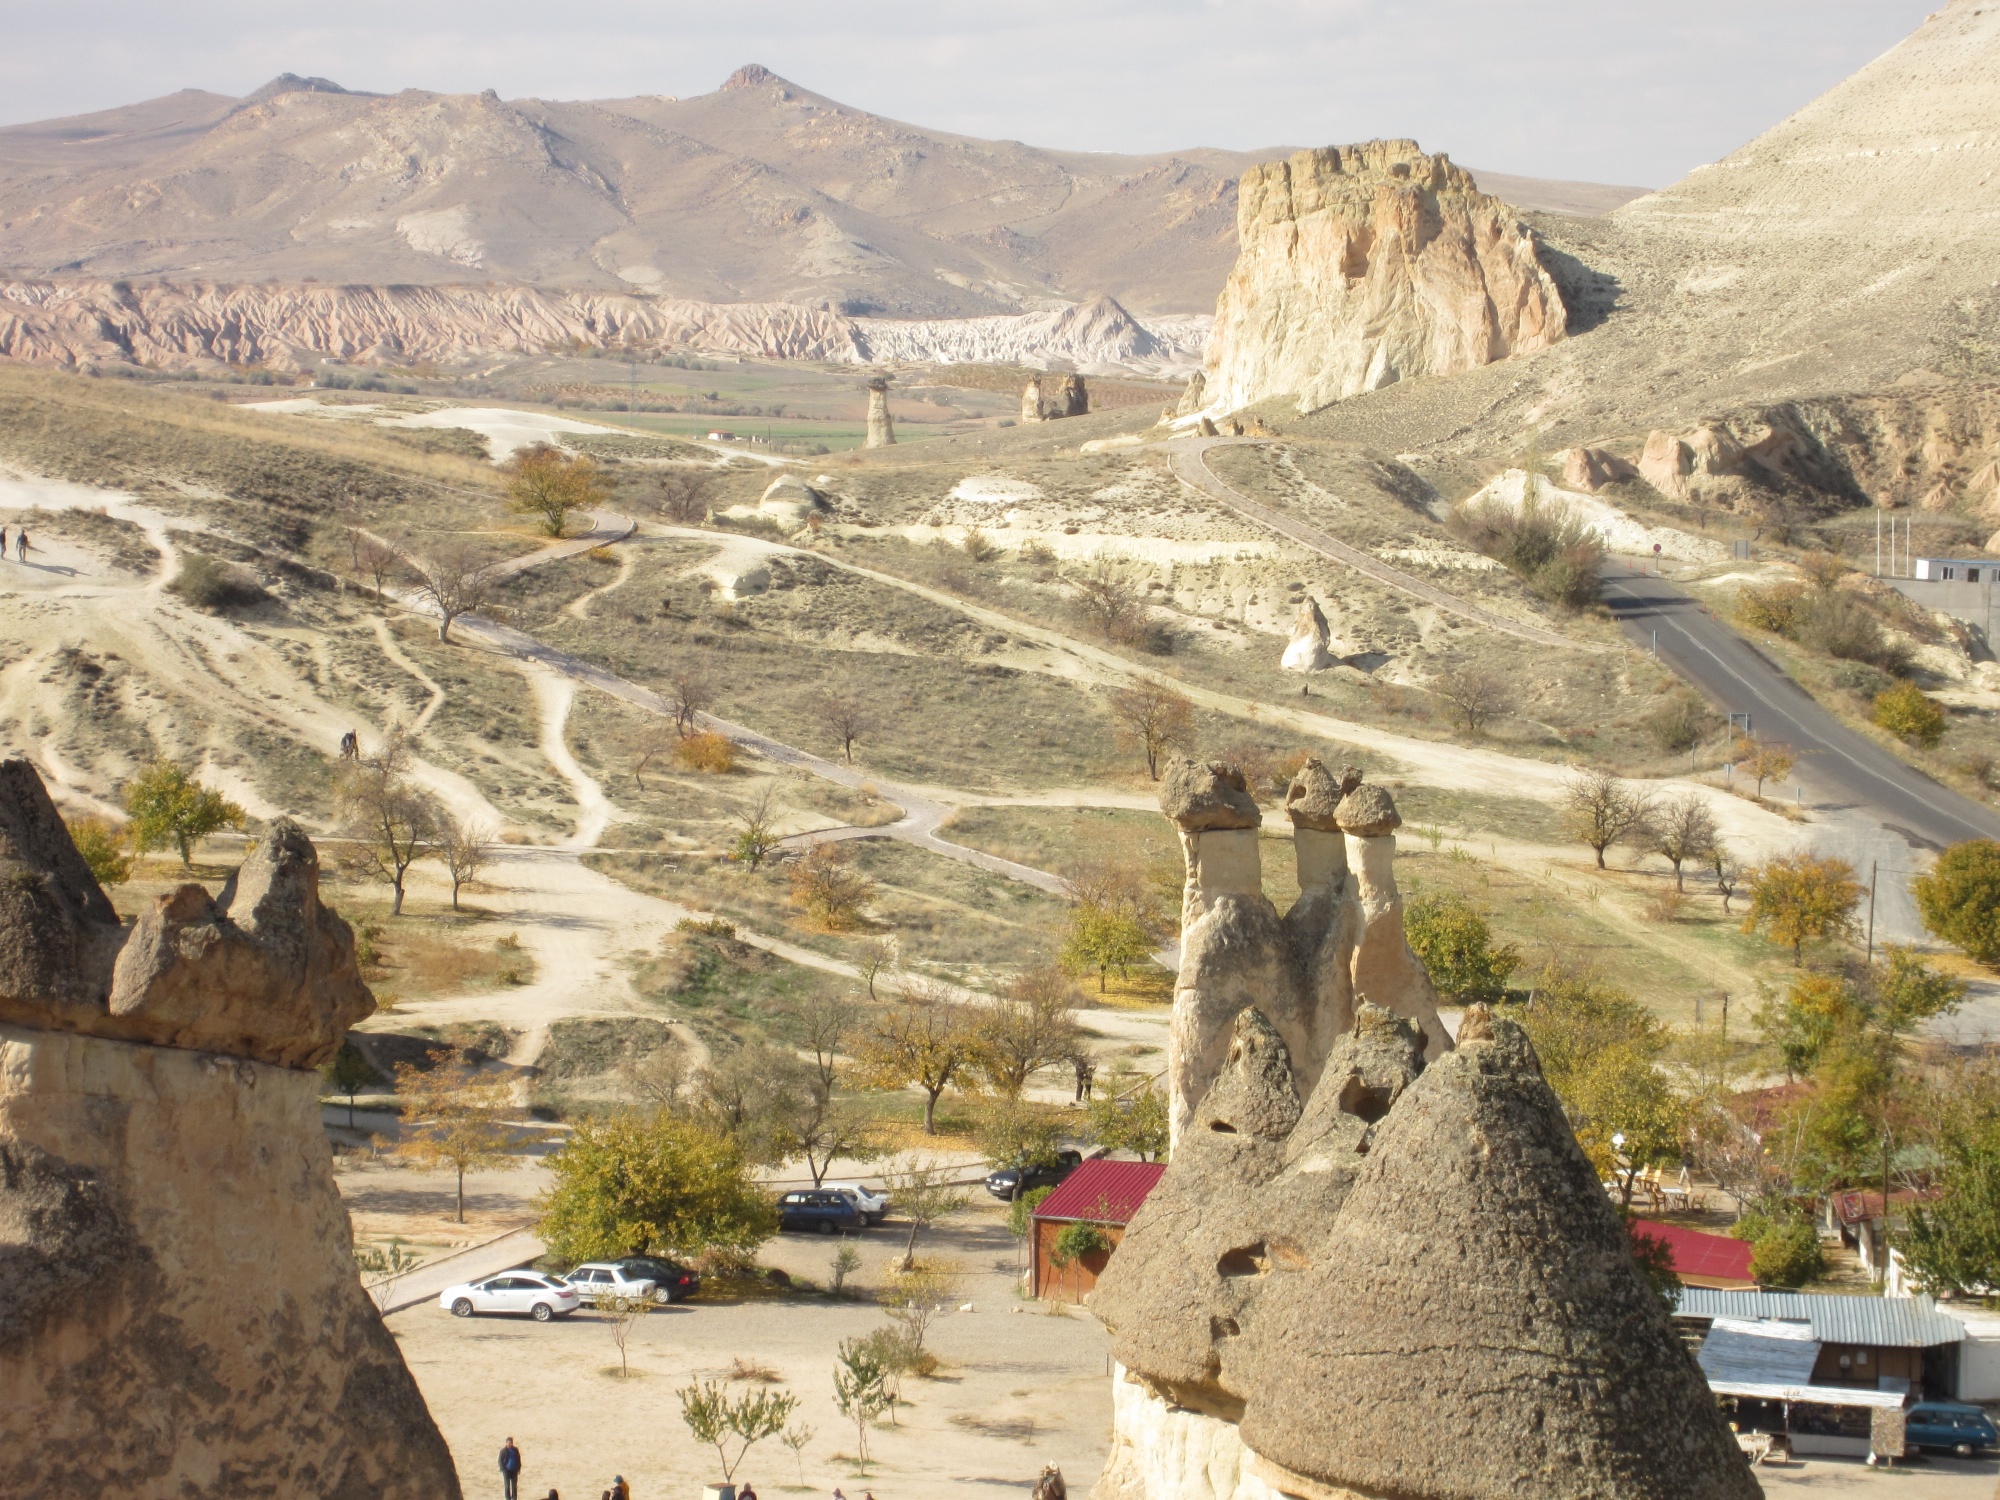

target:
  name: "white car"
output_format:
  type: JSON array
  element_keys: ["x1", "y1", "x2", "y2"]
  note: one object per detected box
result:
[
  {"x1": 560, "y1": 1263, "x2": 659, "y2": 1305},
  {"x1": 824, "y1": 1182, "x2": 891, "y2": 1224},
  {"x1": 439, "y1": 1271, "x2": 580, "y2": 1322}
]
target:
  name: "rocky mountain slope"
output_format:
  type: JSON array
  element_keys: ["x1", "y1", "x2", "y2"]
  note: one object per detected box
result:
[{"x1": 0, "y1": 67, "x2": 1642, "y2": 320}]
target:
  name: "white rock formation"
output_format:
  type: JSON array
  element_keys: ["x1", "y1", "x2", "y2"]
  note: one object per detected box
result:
[
  {"x1": 1201, "y1": 142, "x2": 1567, "y2": 414},
  {"x1": 1462, "y1": 469, "x2": 1728, "y2": 563},
  {"x1": 757, "y1": 473, "x2": 828, "y2": 527},
  {"x1": 1279, "y1": 596, "x2": 1337, "y2": 671},
  {"x1": 866, "y1": 377, "x2": 895, "y2": 447}
]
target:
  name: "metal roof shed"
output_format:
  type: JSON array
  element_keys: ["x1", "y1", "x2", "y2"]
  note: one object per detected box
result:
[
  {"x1": 1675, "y1": 1289, "x2": 1969, "y2": 1348},
  {"x1": 1029, "y1": 1159, "x2": 1164, "y2": 1303}
]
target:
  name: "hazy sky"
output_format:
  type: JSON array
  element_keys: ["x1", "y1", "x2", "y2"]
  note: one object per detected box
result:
[{"x1": 0, "y1": 1, "x2": 1942, "y2": 186}]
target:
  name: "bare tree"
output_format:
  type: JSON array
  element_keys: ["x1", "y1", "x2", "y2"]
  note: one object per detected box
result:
[
  {"x1": 654, "y1": 469, "x2": 719, "y2": 524},
  {"x1": 885, "y1": 1157, "x2": 970, "y2": 1271},
  {"x1": 857, "y1": 935, "x2": 901, "y2": 1001},
  {"x1": 347, "y1": 528, "x2": 401, "y2": 600},
  {"x1": 409, "y1": 540, "x2": 495, "y2": 642},
  {"x1": 730, "y1": 786, "x2": 785, "y2": 869},
  {"x1": 791, "y1": 989, "x2": 862, "y2": 1098},
  {"x1": 1711, "y1": 848, "x2": 1740, "y2": 913},
  {"x1": 1432, "y1": 662, "x2": 1512, "y2": 737},
  {"x1": 334, "y1": 732, "x2": 441, "y2": 915},
  {"x1": 811, "y1": 690, "x2": 875, "y2": 765},
  {"x1": 1107, "y1": 682, "x2": 1196, "y2": 780},
  {"x1": 1070, "y1": 561, "x2": 1145, "y2": 645},
  {"x1": 670, "y1": 670, "x2": 717, "y2": 736},
  {"x1": 1649, "y1": 793, "x2": 1718, "y2": 892},
  {"x1": 623, "y1": 1042, "x2": 694, "y2": 1113},
  {"x1": 436, "y1": 810, "x2": 495, "y2": 910},
  {"x1": 1558, "y1": 767, "x2": 1652, "y2": 870}
]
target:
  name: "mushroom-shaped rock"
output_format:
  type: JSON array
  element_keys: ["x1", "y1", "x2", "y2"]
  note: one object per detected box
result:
[
  {"x1": 1236, "y1": 1016, "x2": 1759, "y2": 1500},
  {"x1": 1281, "y1": 758, "x2": 1348, "y2": 832},
  {"x1": 1334, "y1": 782, "x2": 1400, "y2": 837},
  {"x1": 1160, "y1": 757, "x2": 1260, "y2": 831},
  {"x1": 1281, "y1": 758, "x2": 1362, "y2": 1068}
]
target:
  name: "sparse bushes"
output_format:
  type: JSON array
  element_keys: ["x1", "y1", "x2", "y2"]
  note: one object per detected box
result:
[
  {"x1": 169, "y1": 553, "x2": 269, "y2": 611},
  {"x1": 1431, "y1": 662, "x2": 1512, "y2": 736},
  {"x1": 1450, "y1": 485, "x2": 1605, "y2": 611},
  {"x1": 789, "y1": 841, "x2": 873, "y2": 930},
  {"x1": 1642, "y1": 691, "x2": 1715, "y2": 754},
  {"x1": 65, "y1": 815, "x2": 131, "y2": 886},
  {"x1": 674, "y1": 731, "x2": 738, "y2": 773},
  {"x1": 1873, "y1": 680, "x2": 1946, "y2": 747},
  {"x1": 1736, "y1": 579, "x2": 1911, "y2": 675},
  {"x1": 1915, "y1": 839, "x2": 2000, "y2": 965}
]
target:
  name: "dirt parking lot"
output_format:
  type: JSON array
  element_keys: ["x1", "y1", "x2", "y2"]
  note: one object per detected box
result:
[
  {"x1": 386, "y1": 1205, "x2": 1110, "y2": 1500},
  {"x1": 1760, "y1": 1454, "x2": 1998, "y2": 1497}
]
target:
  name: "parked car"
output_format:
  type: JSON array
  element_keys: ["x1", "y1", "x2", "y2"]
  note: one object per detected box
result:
[
  {"x1": 778, "y1": 1189, "x2": 867, "y2": 1235},
  {"x1": 985, "y1": 1148, "x2": 1083, "y2": 1202},
  {"x1": 559, "y1": 1263, "x2": 658, "y2": 1306},
  {"x1": 1904, "y1": 1402, "x2": 1999, "y2": 1457},
  {"x1": 614, "y1": 1255, "x2": 702, "y2": 1303},
  {"x1": 823, "y1": 1182, "x2": 891, "y2": 1224},
  {"x1": 439, "y1": 1271, "x2": 580, "y2": 1321}
]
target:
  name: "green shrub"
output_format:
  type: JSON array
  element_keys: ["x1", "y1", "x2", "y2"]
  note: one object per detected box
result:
[
  {"x1": 1915, "y1": 839, "x2": 2000, "y2": 965},
  {"x1": 1450, "y1": 486, "x2": 1605, "y2": 611},
  {"x1": 1736, "y1": 582, "x2": 1804, "y2": 634},
  {"x1": 1641, "y1": 692, "x2": 1715, "y2": 754},
  {"x1": 1732, "y1": 1212, "x2": 1825, "y2": 1287},
  {"x1": 1873, "y1": 680, "x2": 1946, "y2": 747},
  {"x1": 1405, "y1": 892, "x2": 1519, "y2": 1003}
]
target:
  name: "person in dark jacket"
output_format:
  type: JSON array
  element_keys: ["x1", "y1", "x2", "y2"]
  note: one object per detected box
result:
[{"x1": 499, "y1": 1438, "x2": 522, "y2": 1499}]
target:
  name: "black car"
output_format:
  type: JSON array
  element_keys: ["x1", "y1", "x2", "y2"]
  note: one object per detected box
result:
[
  {"x1": 777, "y1": 1189, "x2": 867, "y2": 1235},
  {"x1": 985, "y1": 1148, "x2": 1083, "y2": 1201},
  {"x1": 614, "y1": 1255, "x2": 702, "y2": 1303}
]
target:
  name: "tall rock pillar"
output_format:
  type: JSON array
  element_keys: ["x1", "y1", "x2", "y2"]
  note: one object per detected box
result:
[
  {"x1": 1335, "y1": 782, "x2": 1452, "y2": 1058},
  {"x1": 1280, "y1": 758, "x2": 1360, "y2": 1079},
  {"x1": 866, "y1": 376, "x2": 895, "y2": 447}
]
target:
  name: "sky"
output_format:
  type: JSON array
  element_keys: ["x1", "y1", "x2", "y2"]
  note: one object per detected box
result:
[{"x1": 0, "y1": 1, "x2": 1944, "y2": 187}]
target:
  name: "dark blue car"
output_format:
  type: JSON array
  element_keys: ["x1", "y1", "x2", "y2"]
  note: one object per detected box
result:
[
  {"x1": 777, "y1": 1189, "x2": 866, "y2": 1235},
  {"x1": 1904, "y1": 1402, "x2": 1999, "y2": 1457}
]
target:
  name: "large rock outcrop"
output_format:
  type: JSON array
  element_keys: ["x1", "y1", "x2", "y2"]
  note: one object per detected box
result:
[
  {"x1": 0, "y1": 759, "x2": 461, "y2": 1499},
  {"x1": 1093, "y1": 1005, "x2": 1760, "y2": 1500},
  {"x1": 1201, "y1": 141, "x2": 1567, "y2": 414}
]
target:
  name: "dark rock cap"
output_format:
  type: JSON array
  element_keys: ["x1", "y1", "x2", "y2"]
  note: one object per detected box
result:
[
  {"x1": 1334, "y1": 782, "x2": 1400, "y2": 836},
  {"x1": 1284, "y1": 759, "x2": 1363, "y2": 831},
  {"x1": 1160, "y1": 757, "x2": 1261, "y2": 831}
]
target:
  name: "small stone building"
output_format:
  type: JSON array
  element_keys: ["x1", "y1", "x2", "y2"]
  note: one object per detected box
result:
[{"x1": 1029, "y1": 1159, "x2": 1163, "y2": 1303}]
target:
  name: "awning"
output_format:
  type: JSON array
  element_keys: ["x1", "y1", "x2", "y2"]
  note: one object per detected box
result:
[
  {"x1": 1707, "y1": 1382, "x2": 1906, "y2": 1410},
  {"x1": 1699, "y1": 1317, "x2": 1819, "y2": 1387}
]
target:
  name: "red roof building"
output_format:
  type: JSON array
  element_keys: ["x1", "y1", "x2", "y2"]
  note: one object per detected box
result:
[
  {"x1": 1630, "y1": 1220, "x2": 1757, "y2": 1290},
  {"x1": 1029, "y1": 1159, "x2": 1165, "y2": 1303}
]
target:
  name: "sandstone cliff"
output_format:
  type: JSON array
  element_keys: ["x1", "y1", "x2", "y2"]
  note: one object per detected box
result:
[
  {"x1": 0, "y1": 759, "x2": 461, "y2": 1499},
  {"x1": 0, "y1": 278, "x2": 1206, "y2": 378},
  {"x1": 1201, "y1": 141, "x2": 1567, "y2": 415}
]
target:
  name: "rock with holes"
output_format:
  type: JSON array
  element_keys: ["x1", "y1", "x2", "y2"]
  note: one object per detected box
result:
[
  {"x1": 0, "y1": 758, "x2": 461, "y2": 1498},
  {"x1": 1092, "y1": 1004, "x2": 1760, "y2": 1500}
]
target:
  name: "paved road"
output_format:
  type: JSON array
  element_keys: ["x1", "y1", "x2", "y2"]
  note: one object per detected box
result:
[
  {"x1": 370, "y1": 1227, "x2": 545, "y2": 1316},
  {"x1": 1166, "y1": 436, "x2": 1583, "y2": 650},
  {"x1": 1600, "y1": 565, "x2": 2000, "y2": 851}
]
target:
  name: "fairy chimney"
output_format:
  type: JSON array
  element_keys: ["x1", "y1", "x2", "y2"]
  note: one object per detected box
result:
[{"x1": 866, "y1": 376, "x2": 895, "y2": 447}]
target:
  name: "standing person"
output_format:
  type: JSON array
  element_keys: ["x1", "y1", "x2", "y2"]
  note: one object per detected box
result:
[
  {"x1": 15, "y1": 528, "x2": 27, "y2": 564},
  {"x1": 499, "y1": 1437, "x2": 522, "y2": 1499},
  {"x1": 739, "y1": 1484, "x2": 758, "y2": 1500},
  {"x1": 0, "y1": 526, "x2": 9, "y2": 559}
]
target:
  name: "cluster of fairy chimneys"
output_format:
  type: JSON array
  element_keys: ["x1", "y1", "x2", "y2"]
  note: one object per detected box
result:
[
  {"x1": 1022, "y1": 372, "x2": 1088, "y2": 422},
  {"x1": 1159, "y1": 755, "x2": 1447, "y2": 1147}
]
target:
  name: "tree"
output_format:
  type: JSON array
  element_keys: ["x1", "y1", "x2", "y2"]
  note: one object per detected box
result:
[
  {"x1": 832, "y1": 1338, "x2": 892, "y2": 1471},
  {"x1": 1874, "y1": 680, "x2": 1946, "y2": 748},
  {"x1": 654, "y1": 469, "x2": 719, "y2": 525},
  {"x1": 1625, "y1": 1223, "x2": 1685, "y2": 1315},
  {"x1": 1432, "y1": 662, "x2": 1512, "y2": 736},
  {"x1": 321, "y1": 1038, "x2": 377, "y2": 1128},
  {"x1": 409, "y1": 540, "x2": 495, "y2": 642},
  {"x1": 1403, "y1": 892, "x2": 1519, "y2": 1002},
  {"x1": 1086, "y1": 1071, "x2": 1169, "y2": 1162},
  {"x1": 1915, "y1": 838, "x2": 2000, "y2": 964},
  {"x1": 436, "y1": 809, "x2": 493, "y2": 911},
  {"x1": 678, "y1": 1379, "x2": 800, "y2": 1484},
  {"x1": 1558, "y1": 767, "x2": 1650, "y2": 869},
  {"x1": 1741, "y1": 850, "x2": 1863, "y2": 964},
  {"x1": 1107, "y1": 683, "x2": 1195, "y2": 780},
  {"x1": 792, "y1": 989, "x2": 862, "y2": 1098},
  {"x1": 65, "y1": 814, "x2": 131, "y2": 886},
  {"x1": 1070, "y1": 562, "x2": 1145, "y2": 645},
  {"x1": 1735, "y1": 736, "x2": 1795, "y2": 800},
  {"x1": 884, "y1": 1158, "x2": 970, "y2": 1271},
  {"x1": 1649, "y1": 792, "x2": 1719, "y2": 892},
  {"x1": 789, "y1": 841, "x2": 874, "y2": 930},
  {"x1": 730, "y1": 787, "x2": 785, "y2": 870},
  {"x1": 1711, "y1": 848, "x2": 1741, "y2": 913},
  {"x1": 537, "y1": 1111, "x2": 777, "y2": 1262},
  {"x1": 334, "y1": 735, "x2": 440, "y2": 916},
  {"x1": 670, "y1": 670, "x2": 717, "y2": 737},
  {"x1": 781, "y1": 1423, "x2": 816, "y2": 1487},
  {"x1": 1731, "y1": 1211, "x2": 1825, "y2": 1287},
  {"x1": 975, "y1": 967, "x2": 1082, "y2": 1099},
  {"x1": 1050, "y1": 1222, "x2": 1111, "y2": 1303},
  {"x1": 601, "y1": 1291, "x2": 652, "y2": 1377},
  {"x1": 347, "y1": 527, "x2": 401, "y2": 600},
  {"x1": 1903, "y1": 1118, "x2": 2000, "y2": 1297},
  {"x1": 124, "y1": 761, "x2": 245, "y2": 866},
  {"x1": 858, "y1": 981, "x2": 980, "y2": 1134},
  {"x1": 879, "y1": 1258, "x2": 962, "y2": 1356},
  {"x1": 394, "y1": 1052, "x2": 516, "y2": 1223},
  {"x1": 810, "y1": 690, "x2": 875, "y2": 765},
  {"x1": 857, "y1": 936, "x2": 900, "y2": 1001},
  {"x1": 506, "y1": 443, "x2": 604, "y2": 537},
  {"x1": 693, "y1": 1042, "x2": 815, "y2": 1162}
]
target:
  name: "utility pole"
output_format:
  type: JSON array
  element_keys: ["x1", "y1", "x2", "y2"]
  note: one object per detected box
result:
[
  {"x1": 1876, "y1": 509, "x2": 1882, "y2": 577},
  {"x1": 1866, "y1": 860, "x2": 1879, "y2": 963}
]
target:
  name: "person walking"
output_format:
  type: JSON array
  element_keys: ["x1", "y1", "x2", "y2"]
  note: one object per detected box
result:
[
  {"x1": 14, "y1": 528, "x2": 28, "y2": 564},
  {"x1": 499, "y1": 1437, "x2": 522, "y2": 1499}
]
